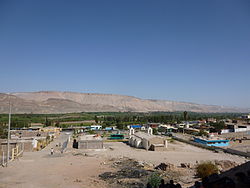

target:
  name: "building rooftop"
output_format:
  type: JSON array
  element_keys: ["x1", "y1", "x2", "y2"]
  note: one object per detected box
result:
[
  {"x1": 79, "y1": 134, "x2": 102, "y2": 141},
  {"x1": 133, "y1": 132, "x2": 162, "y2": 140}
]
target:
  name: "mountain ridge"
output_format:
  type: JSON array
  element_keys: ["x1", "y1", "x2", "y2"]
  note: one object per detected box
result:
[{"x1": 0, "y1": 91, "x2": 249, "y2": 114}]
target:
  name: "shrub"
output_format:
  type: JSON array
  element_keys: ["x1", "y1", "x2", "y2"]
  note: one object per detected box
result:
[
  {"x1": 148, "y1": 173, "x2": 161, "y2": 188},
  {"x1": 152, "y1": 128, "x2": 158, "y2": 135},
  {"x1": 196, "y1": 161, "x2": 219, "y2": 178}
]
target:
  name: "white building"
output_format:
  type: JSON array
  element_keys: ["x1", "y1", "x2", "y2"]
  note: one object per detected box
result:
[
  {"x1": 90, "y1": 125, "x2": 102, "y2": 130},
  {"x1": 222, "y1": 123, "x2": 250, "y2": 134},
  {"x1": 128, "y1": 130, "x2": 167, "y2": 151},
  {"x1": 241, "y1": 114, "x2": 250, "y2": 119}
]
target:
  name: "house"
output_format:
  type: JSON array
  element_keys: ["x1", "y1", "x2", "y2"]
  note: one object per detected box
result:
[
  {"x1": 128, "y1": 130, "x2": 167, "y2": 151},
  {"x1": 128, "y1": 125, "x2": 142, "y2": 129},
  {"x1": 10, "y1": 130, "x2": 48, "y2": 139},
  {"x1": 222, "y1": 123, "x2": 250, "y2": 133},
  {"x1": 194, "y1": 136, "x2": 229, "y2": 147},
  {"x1": 158, "y1": 124, "x2": 177, "y2": 133},
  {"x1": 207, "y1": 118, "x2": 217, "y2": 123},
  {"x1": 40, "y1": 127, "x2": 61, "y2": 134},
  {"x1": 77, "y1": 134, "x2": 103, "y2": 149},
  {"x1": 89, "y1": 125, "x2": 102, "y2": 130},
  {"x1": 147, "y1": 123, "x2": 161, "y2": 128},
  {"x1": 105, "y1": 126, "x2": 116, "y2": 131},
  {"x1": 241, "y1": 114, "x2": 250, "y2": 119},
  {"x1": 0, "y1": 137, "x2": 44, "y2": 153}
]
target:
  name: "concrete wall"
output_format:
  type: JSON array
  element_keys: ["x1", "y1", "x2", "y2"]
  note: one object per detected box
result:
[
  {"x1": 148, "y1": 137, "x2": 165, "y2": 145},
  {"x1": 22, "y1": 141, "x2": 34, "y2": 152},
  {"x1": 11, "y1": 130, "x2": 48, "y2": 138},
  {"x1": 235, "y1": 128, "x2": 248, "y2": 132},
  {"x1": 78, "y1": 140, "x2": 103, "y2": 149}
]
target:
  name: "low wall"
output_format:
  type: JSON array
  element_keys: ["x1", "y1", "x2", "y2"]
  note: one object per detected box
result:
[{"x1": 78, "y1": 140, "x2": 103, "y2": 149}]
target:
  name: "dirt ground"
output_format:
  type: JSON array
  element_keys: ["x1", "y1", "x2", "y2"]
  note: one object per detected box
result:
[
  {"x1": 100, "y1": 141, "x2": 247, "y2": 166},
  {"x1": 0, "y1": 133, "x2": 111, "y2": 188},
  {"x1": 0, "y1": 134, "x2": 248, "y2": 188},
  {"x1": 228, "y1": 140, "x2": 250, "y2": 153}
]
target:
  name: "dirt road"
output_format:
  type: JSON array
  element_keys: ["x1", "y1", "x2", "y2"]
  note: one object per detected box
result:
[{"x1": 0, "y1": 132, "x2": 110, "y2": 188}]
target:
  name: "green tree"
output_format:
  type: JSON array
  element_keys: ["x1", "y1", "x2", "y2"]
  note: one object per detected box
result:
[
  {"x1": 55, "y1": 121, "x2": 60, "y2": 127},
  {"x1": 0, "y1": 123, "x2": 7, "y2": 139},
  {"x1": 44, "y1": 117, "x2": 52, "y2": 127},
  {"x1": 152, "y1": 128, "x2": 157, "y2": 135},
  {"x1": 183, "y1": 111, "x2": 188, "y2": 121},
  {"x1": 94, "y1": 116, "x2": 98, "y2": 124},
  {"x1": 210, "y1": 121, "x2": 225, "y2": 132}
]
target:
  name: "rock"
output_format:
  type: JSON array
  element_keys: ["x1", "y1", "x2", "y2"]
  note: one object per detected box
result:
[
  {"x1": 74, "y1": 178, "x2": 82, "y2": 183},
  {"x1": 155, "y1": 163, "x2": 175, "y2": 171},
  {"x1": 180, "y1": 163, "x2": 191, "y2": 168},
  {"x1": 138, "y1": 161, "x2": 145, "y2": 167},
  {"x1": 100, "y1": 161, "x2": 106, "y2": 165}
]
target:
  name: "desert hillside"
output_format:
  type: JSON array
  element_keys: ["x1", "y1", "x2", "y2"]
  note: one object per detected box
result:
[{"x1": 0, "y1": 91, "x2": 248, "y2": 114}]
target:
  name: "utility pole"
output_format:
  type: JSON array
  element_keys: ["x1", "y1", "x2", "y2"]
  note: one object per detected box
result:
[{"x1": 6, "y1": 94, "x2": 11, "y2": 167}]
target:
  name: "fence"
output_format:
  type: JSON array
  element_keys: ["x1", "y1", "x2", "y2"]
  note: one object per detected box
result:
[{"x1": 1, "y1": 142, "x2": 24, "y2": 166}]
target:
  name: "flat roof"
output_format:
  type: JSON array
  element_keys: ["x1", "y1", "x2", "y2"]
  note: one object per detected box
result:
[
  {"x1": 133, "y1": 132, "x2": 163, "y2": 140},
  {"x1": 79, "y1": 134, "x2": 102, "y2": 141}
]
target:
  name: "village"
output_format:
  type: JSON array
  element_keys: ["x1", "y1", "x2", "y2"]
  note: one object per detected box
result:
[
  {"x1": 1, "y1": 113, "x2": 250, "y2": 188},
  {"x1": 1, "y1": 0, "x2": 250, "y2": 187}
]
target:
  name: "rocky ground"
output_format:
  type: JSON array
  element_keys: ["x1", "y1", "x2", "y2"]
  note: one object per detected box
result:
[{"x1": 98, "y1": 157, "x2": 239, "y2": 188}]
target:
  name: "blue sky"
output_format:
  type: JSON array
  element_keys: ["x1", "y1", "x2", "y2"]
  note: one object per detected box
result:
[{"x1": 0, "y1": 0, "x2": 250, "y2": 108}]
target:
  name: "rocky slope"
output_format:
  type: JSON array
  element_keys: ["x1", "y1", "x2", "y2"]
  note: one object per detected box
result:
[{"x1": 0, "y1": 91, "x2": 248, "y2": 114}]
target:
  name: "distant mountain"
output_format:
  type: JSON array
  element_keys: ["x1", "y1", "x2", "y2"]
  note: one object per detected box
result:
[{"x1": 0, "y1": 91, "x2": 249, "y2": 114}]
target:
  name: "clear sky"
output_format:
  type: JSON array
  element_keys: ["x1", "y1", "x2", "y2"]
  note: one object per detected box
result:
[{"x1": 0, "y1": 0, "x2": 249, "y2": 108}]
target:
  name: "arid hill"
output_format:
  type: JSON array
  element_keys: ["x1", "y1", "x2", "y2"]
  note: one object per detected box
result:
[{"x1": 0, "y1": 91, "x2": 249, "y2": 114}]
